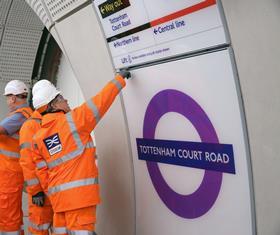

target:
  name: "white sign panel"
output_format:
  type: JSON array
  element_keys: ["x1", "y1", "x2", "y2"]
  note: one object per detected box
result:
[
  {"x1": 122, "y1": 49, "x2": 253, "y2": 235},
  {"x1": 93, "y1": 0, "x2": 227, "y2": 68}
]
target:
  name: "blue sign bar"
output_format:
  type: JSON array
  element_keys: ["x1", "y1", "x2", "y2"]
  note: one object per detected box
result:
[{"x1": 136, "y1": 138, "x2": 235, "y2": 174}]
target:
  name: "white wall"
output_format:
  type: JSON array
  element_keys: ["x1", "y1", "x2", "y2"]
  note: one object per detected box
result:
[
  {"x1": 56, "y1": 54, "x2": 85, "y2": 108},
  {"x1": 221, "y1": 0, "x2": 280, "y2": 234}
]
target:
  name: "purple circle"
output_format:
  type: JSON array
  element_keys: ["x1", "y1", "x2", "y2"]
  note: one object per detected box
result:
[{"x1": 143, "y1": 89, "x2": 223, "y2": 218}]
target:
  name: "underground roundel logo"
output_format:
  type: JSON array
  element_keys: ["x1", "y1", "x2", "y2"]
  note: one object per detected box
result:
[
  {"x1": 43, "y1": 133, "x2": 62, "y2": 156},
  {"x1": 142, "y1": 89, "x2": 223, "y2": 219}
]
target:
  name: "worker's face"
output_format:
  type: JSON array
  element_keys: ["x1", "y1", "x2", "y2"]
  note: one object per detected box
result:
[
  {"x1": 5, "y1": 95, "x2": 17, "y2": 111},
  {"x1": 52, "y1": 95, "x2": 71, "y2": 113}
]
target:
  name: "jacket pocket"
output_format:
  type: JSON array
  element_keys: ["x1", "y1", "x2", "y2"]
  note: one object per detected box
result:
[
  {"x1": 77, "y1": 215, "x2": 95, "y2": 226},
  {"x1": 0, "y1": 193, "x2": 8, "y2": 209}
]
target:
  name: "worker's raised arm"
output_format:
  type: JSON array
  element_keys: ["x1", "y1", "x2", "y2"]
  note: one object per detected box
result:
[{"x1": 71, "y1": 72, "x2": 130, "y2": 133}]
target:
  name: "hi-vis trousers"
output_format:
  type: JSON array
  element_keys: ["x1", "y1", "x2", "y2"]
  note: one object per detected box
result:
[
  {"x1": 27, "y1": 194, "x2": 53, "y2": 235},
  {"x1": 52, "y1": 206, "x2": 97, "y2": 235},
  {"x1": 0, "y1": 189, "x2": 24, "y2": 235}
]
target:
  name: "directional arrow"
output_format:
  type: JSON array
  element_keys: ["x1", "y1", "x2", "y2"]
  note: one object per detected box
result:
[{"x1": 100, "y1": 6, "x2": 105, "y2": 14}]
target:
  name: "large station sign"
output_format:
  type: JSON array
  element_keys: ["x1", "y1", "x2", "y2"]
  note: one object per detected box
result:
[
  {"x1": 93, "y1": 0, "x2": 227, "y2": 68},
  {"x1": 121, "y1": 49, "x2": 253, "y2": 235}
]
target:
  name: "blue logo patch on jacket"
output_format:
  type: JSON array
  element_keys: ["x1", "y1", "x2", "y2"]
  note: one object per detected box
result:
[{"x1": 43, "y1": 133, "x2": 62, "y2": 156}]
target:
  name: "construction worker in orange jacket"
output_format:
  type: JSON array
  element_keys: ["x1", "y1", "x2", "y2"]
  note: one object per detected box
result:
[
  {"x1": 0, "y1": 80, "x2": 32, "y2": 234},
  {"x1": 31, "y1": 70, "x2": 130, "y2": 234},
  {"x1": 19, "y1": 107, "x2": 53, "y2": 234}
]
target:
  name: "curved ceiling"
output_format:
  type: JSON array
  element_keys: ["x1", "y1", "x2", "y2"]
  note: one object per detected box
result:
[
  {"x1": 0, "y1": 0, "x2": 93, "y2": 85},
  {"x1": 0, "y1": 0, "x2": 44, "y2": 84}
]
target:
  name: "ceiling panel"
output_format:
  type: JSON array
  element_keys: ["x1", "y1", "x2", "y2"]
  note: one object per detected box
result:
[
  {"x1": 0, "y1": 0, "x2": 12, "y2": 26},
  {"x1": 0, "y1": 27, "x2": 42, "y2": 83},
  {"x1": 25, "y1": 0, "x2": 52, "y2": 29},
  {"x1": 7, "y1": 0, "x2": 44, "y2": 30},
  {"x1": 45, "y1": 0, "x2": 88, "y2": 21}
]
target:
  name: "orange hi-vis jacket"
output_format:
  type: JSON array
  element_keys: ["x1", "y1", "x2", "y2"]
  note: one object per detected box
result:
[
  {"x1": 0, "y1": 106, "x2": 32, "y2": 191},
  {"x1": 19, "y1": 110, "x2": 43, "y2": 195},
  {"x1": 33, "y1": 75, "x2": 126, "y2": 212},
  {"x1": 20, "y1": 110, "x2": 53, "y2": 234},
  {"x1": 0, "y1": 106, "x2": 32, "y2": 232}
]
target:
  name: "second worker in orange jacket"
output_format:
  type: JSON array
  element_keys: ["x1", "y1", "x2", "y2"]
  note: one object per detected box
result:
[{"x1": 19, "y1": 109, "x2": 53, "y2": 234}]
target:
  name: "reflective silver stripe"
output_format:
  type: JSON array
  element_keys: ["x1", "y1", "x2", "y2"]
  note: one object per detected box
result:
[
  {"x1": 25, "y1": 178, "x2": 40, "y2": 186},
  {"x1": 0, "y1": 149, "x2": 20, "y2": 159},
  {"x1": 21, "y1": 109, "x2": 31, "y2": 118},
  {"x1": 51, "y1": 228, "x2": 96, "y2": 235},
  {"x1": 11, "y1": 134, "x2": 19, "y2": 140},
  {"x1": 36, "y1": 160, "x2": 47, "y2": 169},
  {"x1": 86, "y1": 141, "x2": 95, "y2": 149},
  {"x1": 66, "y1": 113, "x2": 83, "y2": 148},
  {"x1": 52, "y1": 227, "x2": 67, "y2": 234},
  {"x1": 111, "y1": 78, "x2": 123, "y2": 92},
  {"x1": 86, "y1": 100, "x2": 100, "y2": 123},
  {"x1": 20, "y1": 142, "x2": 31, "y2": 150},
  {"x1": 47, "y1": 147, "x2": 84, "y2": 169},
  {"x1": 30, "y1": 118, "x2": 41, "y2": 124},
  {"x1": 47, "y1": 141, "x2": 95, "y2": 169},
  {"x1": 48, "y1": 177, "x2": 98, "y2": 195},
  {"x1": 0, "y1": 230, "x2": 21, "y2": 235},
  {"x1": 68, "y1": 231, "x2": 97, "y2": 235},
  {"x1": 29, "y1": 221, "x2": 51, "y2": 231}
]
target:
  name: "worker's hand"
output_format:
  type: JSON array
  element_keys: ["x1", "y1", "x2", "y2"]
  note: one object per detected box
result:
[
  {"x1": 118, "y1": 70, "x2": 131, "y2": 79},
  {"x1": 32, "y1": 191, "x2": 45, "y2": 207}
]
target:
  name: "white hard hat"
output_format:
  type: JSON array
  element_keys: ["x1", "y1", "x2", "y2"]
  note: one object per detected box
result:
[
  {"x1": 4, "y1": 80, "x2": 28, "y2": 96},
  {"x1": 32, "y1": 80, "x2": 60, "y2": 109}
]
